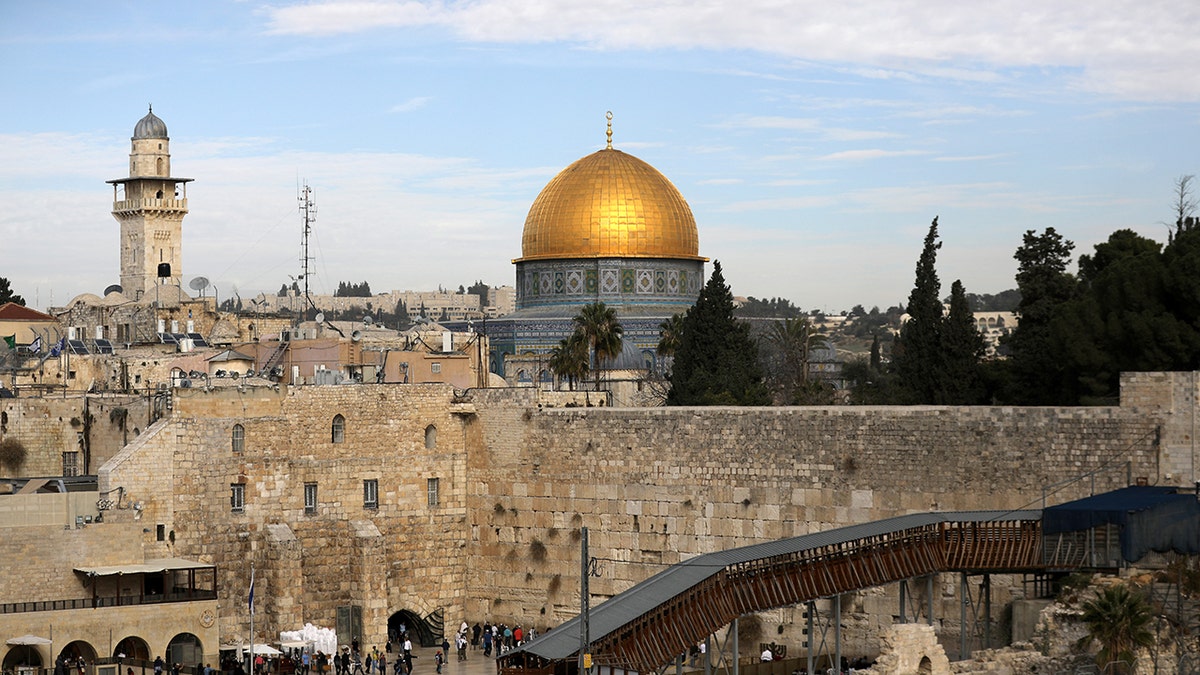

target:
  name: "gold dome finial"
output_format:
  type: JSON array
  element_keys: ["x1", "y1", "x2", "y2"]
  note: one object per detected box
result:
[{"x1": 606, "y1": 111, "x2": 613, "y2": 149}]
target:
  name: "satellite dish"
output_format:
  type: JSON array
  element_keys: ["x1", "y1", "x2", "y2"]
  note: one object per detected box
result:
[
  {"x1": 189, "y1": 276, "x2": 210, "y2": 296},
  {"x1": 315, "y1": 313, "x2": 326, "y2": 323},
  {"x1": 351, "y1": 330, "x2": 363, "y2": 342},
  {"x1": 363, "y1": 316, "x2": 374, "y2": 326},
  {"x1": 103, "y1": 284, "x2": 124, "y2": 296}
]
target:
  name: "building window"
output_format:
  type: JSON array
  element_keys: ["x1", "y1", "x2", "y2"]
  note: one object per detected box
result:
[
  {"x1": 427, "y1": 477, "x2": 439, "y2": 507},
  {"x1": 232, "y1": 424, "x2": 245, "y2": 453},
  {"x1": 304, "y1": 482, "x2": 318, "y2": 515},
  {"x1": 363, "y1": 479, "x2": 378, "y2": 509},
  {"x1": 230, "y1": 484, "x2": 245, "y2": 513},
  {"x1": 430, "y1": 362, "x2": 442, "y2": 374},
  {"x1": 62, "y1": 452, "x2": 79, "y2": 477},
  {"x1": 424, "y1": 425, "x2": 437, "y2": 450},
  {"x1": 332, "y1": 414, "x2": 345, "y2": 444}
]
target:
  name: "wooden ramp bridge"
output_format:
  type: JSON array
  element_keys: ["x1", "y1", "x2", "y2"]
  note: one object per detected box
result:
[{"x1": 499, "y1": 488, "x2": 1200, "y2": 675}]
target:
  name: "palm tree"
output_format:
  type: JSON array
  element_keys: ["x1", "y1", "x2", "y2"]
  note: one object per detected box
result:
[
  {"x1": 657, "y1": 312, "x2": 686, "y2": 358},
  {"x1": 573, "y1": 302, "x2": 623, "y2": 390},
  {"x1": 766, "y1": 315, "x2": 826, "y2": 402},
  {"x1": 548, "y1": 333, "x2": 589, "y2": 390},
  {"x1": 1078, "y1": 584, "x2": 1154, "y2": 674}
]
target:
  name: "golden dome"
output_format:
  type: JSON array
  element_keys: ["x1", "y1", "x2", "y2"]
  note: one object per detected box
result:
[{"x1": 517, "y1": 148, "x2": 704, "y2": 262}]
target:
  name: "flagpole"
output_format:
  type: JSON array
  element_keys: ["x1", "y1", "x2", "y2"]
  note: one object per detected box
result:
[{"x1": 249, "y1": 563, "x2": 255, "y2": 675}]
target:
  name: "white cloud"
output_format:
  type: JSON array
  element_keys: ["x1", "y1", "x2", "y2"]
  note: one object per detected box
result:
[
  {"x1": 262, "y1": 0, "x2": 1200, "y2": 100},
  {"x1": 389, "y1": 96, "x2": 433, "y2": 113},
  {"x1": 816, "y1": 149, "x2": 929, "y2": 162}
]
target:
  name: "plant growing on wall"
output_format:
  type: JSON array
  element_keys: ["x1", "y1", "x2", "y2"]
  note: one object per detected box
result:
[{"x1": 0, "y1": 438, "x2": 27, "y2": 470}]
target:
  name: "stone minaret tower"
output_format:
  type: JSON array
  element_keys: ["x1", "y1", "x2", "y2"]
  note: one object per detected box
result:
[{"x1": 107, "y1": 107, "x2": 192, "y2": 300}]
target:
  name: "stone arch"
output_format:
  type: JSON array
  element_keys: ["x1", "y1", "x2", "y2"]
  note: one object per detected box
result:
[
  {"x1": 114, "y1": 636, "x2": 151, "y2": 661},
  {"x1": 3, "y1": 645, "x2": 46, "y2": 672},
  {"x1": 166, "y1": 633, "x2": 204, "y2": 666},
  {"x1": 58, "y1": 641, "x2": 98, "y2": 665},
  {"x1": 388, "y1": 607, "x2": 444, "y2": 648},
  {"x1": 918, "y1": 656, "x2": 932, "y2": 675},
  {"x1": 424, "y1": 425, "x2": 437, "y2": 450}
]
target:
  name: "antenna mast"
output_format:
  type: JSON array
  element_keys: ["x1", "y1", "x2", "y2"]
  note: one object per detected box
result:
[{"x1": 298, "y1": 183, "x2": 316, "y2": 322}]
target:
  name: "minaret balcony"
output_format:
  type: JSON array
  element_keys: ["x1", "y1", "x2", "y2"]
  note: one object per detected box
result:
[{"x1": 112, "y1": 197, "x2": 188, "y2": 214}]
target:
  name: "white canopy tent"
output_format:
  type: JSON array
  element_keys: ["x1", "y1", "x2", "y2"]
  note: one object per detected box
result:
[{"x1": 6, "y1": 637, "x2": 52, "y2": 646}]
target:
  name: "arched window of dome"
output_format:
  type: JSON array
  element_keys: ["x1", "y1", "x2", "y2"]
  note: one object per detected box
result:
[
  {"x1": 425, "y1": 424, "x2": 437, "y2": 450},
  {"x1": 156, "y1": 157, "x2": 164, "y2": 174},
  {"x1": 231, "y1": 424, "x2": 245, "y2": 453},
  {"x1": 331, "y1": 414, "x2": 345, "y2": 444}
]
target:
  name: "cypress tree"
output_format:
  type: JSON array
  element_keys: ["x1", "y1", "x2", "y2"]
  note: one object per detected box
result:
[
  {"x1": 941, "y1": 280, "x2": 985, "y2": 403},
  {"x1": 666, "y1": 261, "x2": 769, "y2": 406},
  {"x1": 893, "y1": 217, "x2": 945, "y2": 403}
]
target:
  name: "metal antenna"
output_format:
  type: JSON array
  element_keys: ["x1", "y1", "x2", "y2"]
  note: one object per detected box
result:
[{"x1": 298, "y1": 184, "x2": 317, "y2": 322}]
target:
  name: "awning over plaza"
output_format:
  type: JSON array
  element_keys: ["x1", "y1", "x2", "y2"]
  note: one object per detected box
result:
[{"x1": 74, "y1": 558, "x2": 214, "y2": 576}]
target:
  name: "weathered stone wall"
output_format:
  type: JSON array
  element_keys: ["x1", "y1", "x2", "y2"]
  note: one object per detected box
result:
[
  {"x1": 67, "y1": 372, "x2": 1193, "y2": 664},
  {"x1": 1, "y1": 396, "x2": 87, "y2": 477},
  {"x1": 1121, "y1": 371, "x2": 1199, "y2": 485},
  {"x1": 99, "y1": 383, "x2": 474, "y2": 648},
  {"x1": 0, "y1": 516, "x2": 142, "y2": 604},
  {"x1": 463, "y1": 389, "x2": 1166, "y2": 655}
]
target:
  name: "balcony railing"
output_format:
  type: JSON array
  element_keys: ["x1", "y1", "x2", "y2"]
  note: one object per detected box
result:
[
  {"x1": 0, "y1": 589, "x2": 216, "y2": 614},
  {"x1": 112, "y1": 198, "x2": 188, "y2": 213}
]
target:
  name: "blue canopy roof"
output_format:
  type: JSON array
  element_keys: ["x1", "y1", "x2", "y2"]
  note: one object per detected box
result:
[{"x1": 1043, "y1": 486, "x2": 1200, "y2": 561}]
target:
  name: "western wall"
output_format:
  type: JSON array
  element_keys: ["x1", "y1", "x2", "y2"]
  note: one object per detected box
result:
[{"x1": 79, "y1": 371, "x2": 1197, "y2": 661}]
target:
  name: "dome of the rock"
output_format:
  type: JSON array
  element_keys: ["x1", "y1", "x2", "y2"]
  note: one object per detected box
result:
[{"x1": 517, "y1": 148, "x2": 702, "y2": 262}]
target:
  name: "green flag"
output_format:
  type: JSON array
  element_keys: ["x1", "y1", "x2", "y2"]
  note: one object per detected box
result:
[{"x1": 2, "y1": 335, "x2": 15, "y2": 349}]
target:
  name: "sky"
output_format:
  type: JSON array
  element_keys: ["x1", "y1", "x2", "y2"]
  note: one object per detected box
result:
[{"x1": 2, "y1": 1, "x2": 1198, "y2": 314}]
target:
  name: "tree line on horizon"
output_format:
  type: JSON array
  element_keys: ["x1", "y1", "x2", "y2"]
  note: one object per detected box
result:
[{"x1": 655, "y1": 175, "x2": 1200, "y2": 407}]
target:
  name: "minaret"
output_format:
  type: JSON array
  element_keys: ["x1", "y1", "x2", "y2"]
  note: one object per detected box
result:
[{"x1": 107, "y1": 106, "x2": 193, "y2": 300}]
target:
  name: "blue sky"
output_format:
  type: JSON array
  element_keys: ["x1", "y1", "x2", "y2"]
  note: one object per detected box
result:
[{"x1": 2, "y1": 1, "x2": 1198, "y2": 313}]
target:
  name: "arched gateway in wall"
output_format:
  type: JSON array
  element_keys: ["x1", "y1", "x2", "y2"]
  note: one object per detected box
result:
[{"x1": 388, "y1": 608, "x2": 444, "y2": 648}]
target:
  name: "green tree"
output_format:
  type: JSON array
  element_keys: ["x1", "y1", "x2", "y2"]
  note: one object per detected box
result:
[
  {"x1": 892, "y1": 217, "x2": 946, "y2": 403},
  {"x1": 764, "y1": 315, "x2": 828, "y2": 404},
  {"x1": 1005, "y1": 228, "x2": 1077, "y2": 404},
  {"x1": 573, "y1": 302, "x2": 624, "y2": 390},
  {"x1": 0, "y1": 277, "x2": 25, "y2": 306},
  {"x1": 940, "y1": 280, "x2": 986, "y2": 404},
  {"x1": 657, "y1": 312, "x2": 686, "y2": 359},
  {"x1": 394, "y1": 300, "x2": 411, "y2": 330},
  {"x1": 549, "y1": 332, "x2": 590, "y2": 391},
  {"x1": 1078, "y1": 585, "x2": 1153, "y2": 674},
  {"x1": 890, "y1": 217, "x2": 986, "y2": 404},
  {"x1": 666, "y1": 261, "x2": 769, "y2": 406}
]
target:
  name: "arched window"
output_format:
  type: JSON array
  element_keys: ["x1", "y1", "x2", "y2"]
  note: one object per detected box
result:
[
  {"x1": 424, "y1": 425, "x2": 437, "y2": 450},
  {"x1": 331, "y1": 414, "x2": 345, "y2": 443},
  {"x1": 231, "y1": 424, "x2": 245, "y2": 453},
  {"x1": 166, "y1": 633, "x2": 203, "y2": 667}
]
